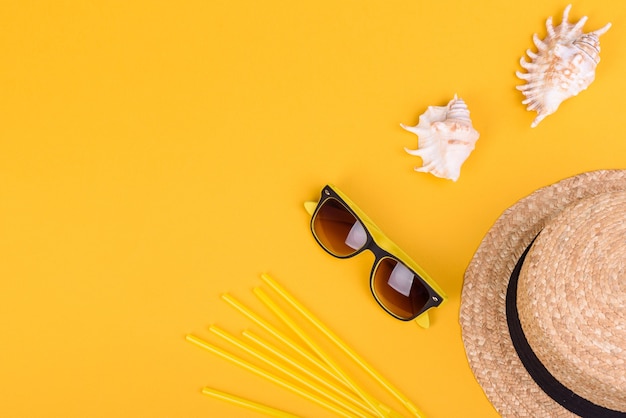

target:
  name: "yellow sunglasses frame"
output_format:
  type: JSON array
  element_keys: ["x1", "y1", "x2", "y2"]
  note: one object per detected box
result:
[{"x1": 305, "y1": 184, "x2": 447, "y2": 328}]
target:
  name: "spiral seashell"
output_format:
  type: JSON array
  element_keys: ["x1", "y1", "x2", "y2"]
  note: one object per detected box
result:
[
  {"x1": 401, "y1": 95, "x2": 479, "y2": 182},
  {"x1": 516, "y1": 4, "x2": 611, "y2": 128}
]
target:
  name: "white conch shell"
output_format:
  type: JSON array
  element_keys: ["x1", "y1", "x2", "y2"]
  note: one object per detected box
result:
[
  {"x1": 516, "y1": 4, "x2": 611, "y2": 127},
  {"x1": 401, "y1": 95, "x2": 479, "y2": 182}
]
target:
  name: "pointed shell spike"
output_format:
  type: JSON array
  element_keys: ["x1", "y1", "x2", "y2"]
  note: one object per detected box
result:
[
  {"x1": 516, "y1": 5, "x2": 610, "y2": 127},
  {"x1": 546, "y1": 16, "x2": 556, "y2": 38},
  {"x1": 593, "y1": 22, "x2": 612, "y2": 37},
  {"x1": 562, "y1": 4, "x2": 572, "y2": 22},
  {"x1": 572, "y1": 15, "x2": 589, "y2": 34}
]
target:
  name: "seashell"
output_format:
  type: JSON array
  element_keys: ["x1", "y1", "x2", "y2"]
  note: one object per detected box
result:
[
  {"x1": 516, "y1": 4, "x2": 611, "y2": 128},
  {"x1": 401, "y1": 95, "x2": 479, "y2": 182}
]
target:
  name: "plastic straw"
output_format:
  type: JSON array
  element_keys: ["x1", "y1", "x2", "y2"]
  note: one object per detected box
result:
[
  {"x1": 208, "y1": 325, "x2": 375, "y2": 418},
  {"x1": 260, "y1": 273, "x2": 425, "y2": 418},
  {"x1": 186, "y1": 334, "x2": 356, "y2": 418},
  {"x1": 221, "y1": 293, "x2": 347, "y2": 388},
  {"x1": 253, "y1": 287, "x2": 389, "y2": 418},
  {"x1": 242, "y1": 329, "x2": 376, "y2": 414},
  {"x1": 201, "y1": 387, "x2": 300, "y2": 418}
]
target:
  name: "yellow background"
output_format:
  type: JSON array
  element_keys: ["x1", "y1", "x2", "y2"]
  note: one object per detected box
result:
[{"x1": 1, "y1": 1, "x2": 625, "y2": 417}]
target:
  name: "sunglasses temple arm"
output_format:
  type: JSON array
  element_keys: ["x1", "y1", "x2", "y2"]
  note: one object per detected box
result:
[
  {"x1": 414, "y1": 312, "x2": 430, "y2": 329},
  {"x1": 304, "y1": 201, "x2": 317, "y2": 215}
]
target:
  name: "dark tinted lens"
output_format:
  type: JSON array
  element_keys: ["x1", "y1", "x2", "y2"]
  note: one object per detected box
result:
[
  {"x1": 372, "y1": 257, "x2": 430, "y2": 319},
  {"x1": 312, "y1": 198, "x2": 367, "y2": 257}
]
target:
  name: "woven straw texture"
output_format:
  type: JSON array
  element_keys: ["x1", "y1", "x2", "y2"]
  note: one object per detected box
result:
[
  {"x1": 460, "y1": 170, "x2": 626, "y2": 417},
  {"x1": 518, "y1": 190, "x2": 626, "y2": 410}
]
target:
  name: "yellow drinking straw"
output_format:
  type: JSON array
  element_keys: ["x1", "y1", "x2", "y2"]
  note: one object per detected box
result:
[
  {"x1": 242, "y1": 329, "x2": 378, "y2": 415},
  {"x1": 186, "y1": 334, "x2": 356, "y2": 418},
  {"x1": 201, "y1": 387, "x2": 300, "y2": 418},
  {"x1": 208, "y1": 325, "x2": 375, "y2": 418},
  {"x1": 254, "y1": 287, "x2": 394, "y2": 418},
  {"x1": 221, "y1": 293, "x2": 347, "y2": 388},
  {"x1": 260, "y1": 273, "x2": 425, "y2": 418},
  {"x1": 189, "y1": 274, "x2": 425, "y2": 417}
]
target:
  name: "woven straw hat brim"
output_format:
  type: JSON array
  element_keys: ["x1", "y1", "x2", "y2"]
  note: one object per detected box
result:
[{"x1": 460, "y1": 170, "x2": 626, "y2": 417}]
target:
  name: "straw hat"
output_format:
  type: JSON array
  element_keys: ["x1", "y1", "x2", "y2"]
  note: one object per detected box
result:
[{"x1": 460, "y1": 170, "x2": 626, "y2": 417}]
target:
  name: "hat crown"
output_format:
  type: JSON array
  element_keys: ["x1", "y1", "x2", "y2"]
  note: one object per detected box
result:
[
  {"x1": 517, "y1": 191, "x2": 626, "y2": 411},
  {"x1": 461, "y1": 170, "x2": 626, "y2": 416}
]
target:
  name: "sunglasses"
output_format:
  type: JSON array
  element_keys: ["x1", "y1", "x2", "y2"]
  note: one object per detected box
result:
[{"x1": 305, "y1": 185, "x2": 446, "y2": 328}]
